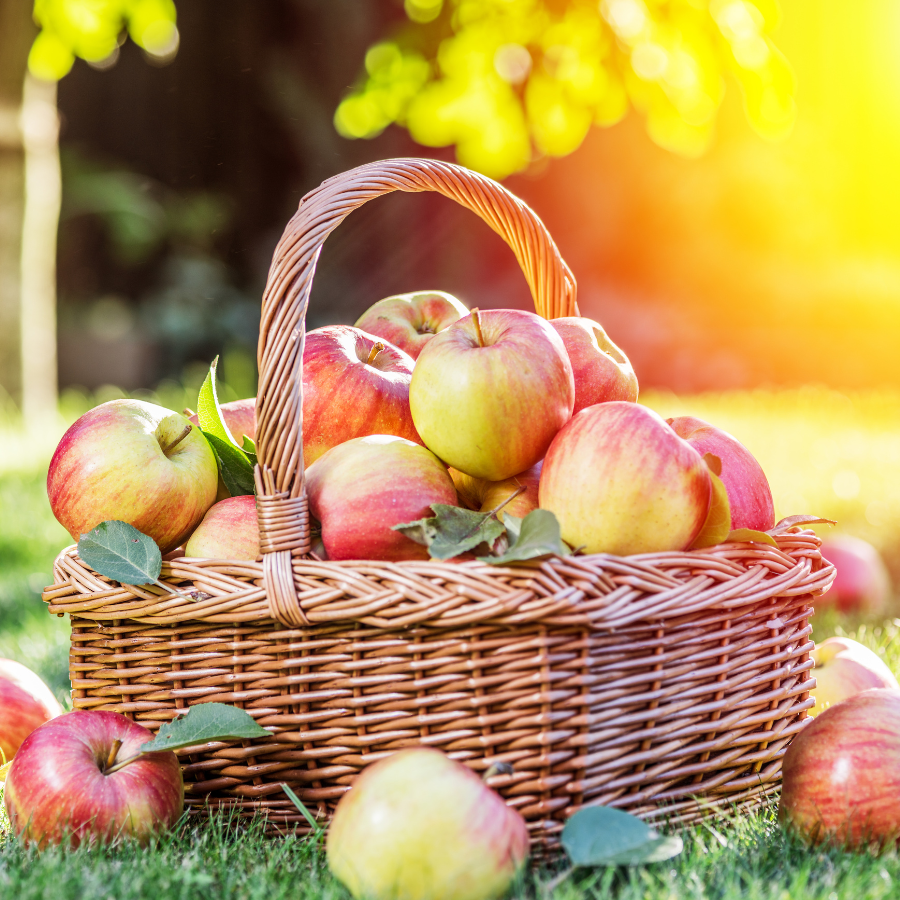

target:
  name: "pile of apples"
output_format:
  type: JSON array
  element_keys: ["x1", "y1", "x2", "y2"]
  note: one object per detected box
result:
[{"x1": 46, "y1": 289, "x2": 776, "y2": 564}]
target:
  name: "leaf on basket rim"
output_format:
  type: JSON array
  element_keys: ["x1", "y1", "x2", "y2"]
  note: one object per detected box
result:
[
  {"x1": 480, "y1": 509, "x2": 571, "y2": 565},
  {"x1": 561, "y1": 806, "x2": 683, "y2": 867},
  {"x1": 769, "y1": 515, "x2": 837, "y2": 534},
  {"x1": 202, "y1": 429, "x2": 256, "y2": 497},
  {"x1": 393, "y1": 504, "x2": 505, "y2": 560},
  {"x1": 725, "y1": 528, "x2": 779, "y2": 547},
  {"x1": 140, "y1": 702, "x2": 270, "y2": 753},
  {"x1": 690, "y1": 471, "x2": 731, "y2": 549}
]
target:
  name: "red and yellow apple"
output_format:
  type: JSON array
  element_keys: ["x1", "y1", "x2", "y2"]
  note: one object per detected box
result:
[
  {"x1": 450, "y1": 462, "x2": 542, "y2": 520},
  {"x1": 819, "y1": 536, "x2": 891, "y2": 614},
  {"x1": 303, "y1": 326, "x2": 421, "y2": 466},
  {"x1": 539, "y1": 402, "x2": 711, "y2": 555},
  {"x1": 184, "y1": 495, "x2": 259, "y2": 560},
  {"x1": 667, "y1": 416, "x2": 775, "y2": 531},
  {"x1": 306, "y1": 435, "x2": 458, "y2": 561},
  {"x1": 189, "y1": 397, "x2": 256, "y2": 443},
  {"x1": 327, "y1": 747, "x2": 529, "y2": 900},
  {"x1": 410, "y1": 309, "x2": 574, "y2": 481},
  {"x1": 809, "y1": 636, "x2": 899, "y2": 716},
  {"x1": 780, "y1": 688, "x2": 900, "y2": 847},
  {"x1": 354, "y1": 291, "x2": 469, "y2": 360},
  {"x1": 0, "y1": 659, "x2": 62, "y2": 763},
  {"x1": 4, "y1": 710, "x2": 183, "y2": 847},
  {"x1": 48, "y1": 399, "x2": 219, "y2": 553},
  {"x1": 550, "y1": 316, "x2": 638, "y2": 411}
]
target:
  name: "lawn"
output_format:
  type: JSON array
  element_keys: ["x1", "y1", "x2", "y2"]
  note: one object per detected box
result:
[{"x1": 2, "y1": 386, "x2": 900, "y2": 897}]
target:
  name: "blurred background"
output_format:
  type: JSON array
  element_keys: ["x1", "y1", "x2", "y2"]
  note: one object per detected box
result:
[{"x1": 1, "y1": 0, "x2": 899, "y2": 700}]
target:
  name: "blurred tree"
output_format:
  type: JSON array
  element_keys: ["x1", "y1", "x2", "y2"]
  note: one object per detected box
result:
[{"x1": 335, "y1": 0, "x2": 796, "y2": 178}]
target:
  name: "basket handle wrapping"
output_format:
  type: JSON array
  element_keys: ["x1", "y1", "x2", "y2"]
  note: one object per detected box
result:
[{"x1": 253, "y1": 158, "x2": 578, "y2": 626}]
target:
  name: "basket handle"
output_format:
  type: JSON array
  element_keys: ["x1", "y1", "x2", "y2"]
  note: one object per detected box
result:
[{"x1": 252, "y1": 158, "x2": 578, "y2": 625}]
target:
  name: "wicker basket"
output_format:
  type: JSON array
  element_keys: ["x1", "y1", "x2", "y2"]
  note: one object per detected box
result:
[{"x1": 43, "y1": 158, "x2": 834, "y2": 851}]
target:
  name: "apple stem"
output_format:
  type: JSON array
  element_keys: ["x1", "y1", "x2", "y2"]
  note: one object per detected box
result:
[
  {"x1": 485, "y1": 484, "x2": 526, "y2": 520},
  {"x1": 182, "y1": 407, "x2": 196, "y2": 418},
  {"x1": 104, "y1": 750, "x2": 144, "y2": 776},
  {"x1": 104, "y1": 739, "x2": 123, "y2": 772},
  {"x1": 159, "y1": 424, "x2": 192, "y2": 457},
  {"x1": 366, "y1": 342, "x2": 385, "y2": 366},
  {"x1": 471, "y1": 308, "x2": 485, "y2": 347}
]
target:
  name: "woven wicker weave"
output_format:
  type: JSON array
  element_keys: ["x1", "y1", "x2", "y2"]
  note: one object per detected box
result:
[{"x1": 44, "y1": 158, "x2": 834, "y2": 850}]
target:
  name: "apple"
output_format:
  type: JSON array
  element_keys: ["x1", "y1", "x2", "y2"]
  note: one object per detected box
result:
[
  {"x1": 4, "y1": 709, "x2": 183, "y2": 847},
  {"x1": 550, "y1": 316, "x2": 639, "y2": 411},
  {"x1": 450, "y1": 461, "x2": 542, "y2": 520},
  {"x1": 306, "y1": 435, "x2": 458, "y2": 561},
  {"x1": 780, "y1": 688, "x2": 900, "y2": 847},
  {"x1": 809, "y1": 636, "x2": 899, "y2": 717},
  {"x1": 667, "y1": 416, "x2": 775, "y2": 531},
  {"x1": 184, "y1": 495, "x2": 259, "y2": 560},
  {"x1": 0, "y1": 659, "x2": 63, "y2": 763},
  {"x1": 819, "y1": 536, "x2": 891, "y2": 614},
  {"x1": 539, "y1": 402, "x2": 711, "y2": 555},
  {"x1": 354, "y1": 291, "x2": 469, "y2": 360},
  {"x1": 303, "y1": 326, "x2": 422, "y2": 466},
  {"x1": 48, "y1": 399, "x2": 218, "y2": 553},
  {"x1": 410, "y1": 308, "x2": 574, "y2": 481},
  {"x1": 327, "y1": 747, "x2": 529, "y2": 900},
  {"x1": 189, "y1": 397, "x2": 256, "y2": 443}
]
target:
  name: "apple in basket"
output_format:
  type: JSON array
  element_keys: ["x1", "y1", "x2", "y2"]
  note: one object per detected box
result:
[
  {"x1": 184, "y1": 495, "x2": 260, "y2": 560},
  {"x1": 450, "y1": 461, "x2": 542, "y2": 519},
  {"x1": 47, "y1": 399, "x2": 219, "y2": 553},
  {"x1": 189, "y1": 397, "x2": 256, "y2": 443},
  {"x1": 303, "y1": 325, "x2": 422, "y2": 465},
  {"x1": 0, "y1": 658, "x2": 62, "y2": 763},
  {"x1": 410, "y1": 308, "x2": 574, "y2": 481},
  {"x1": 549, "y1": 316, "x2": 639, "y2": 411},
  {"x1": 539, "y1": 402, "x2": 711, "y2": 555},
  {"x1": 307, "y1": 434, "x2": 458, "y2": 561},
  {"x1": 818, "y1": 535, "x2": 891, "y2": 614},
  {"x1": 355, "y1": 291, "x2": 469, "y2": 360},
  {"x1": 667, "y1": 416, "x2": 775, "y2": 531},
  {"x1": 4, "y1": 710, "x2": 183, "y2": 847},
  {"x1": 809, "y1": 636, "x2": 899, "y2": 717},
  {"x1": 327, "y1": 747, "x2": 529, "y2": 900},
  {"x1": 780, "y1": 689, "x2": 900, "y2": 847}
]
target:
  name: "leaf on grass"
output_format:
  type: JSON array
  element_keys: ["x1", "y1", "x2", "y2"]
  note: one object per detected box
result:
[
  {"x1": 480, "y1": 509, "x2": 571, "y2": 565},
  {"x1": 78, "y1": 520, "x2": 162, "y2": 585},
  {"x1": 393, "y1": 504, "x2": 505, "y2": 560},
  {"x1": 202, "y1": 430, "x2": 256, "y2": 497},
  {"x1": 141, "y1": 702, "x2": 270, "y2": 753},
  {"x1": 561, "y1": 806, "x2": 683, "y2": 867},
  {"x1": 197, "y1": 357, "x2": 240, "y2": 449},
  {"x1": 769, "y1": 515, "x2": 837, "y2": 534},
  {"x1": 725, "y1": 528, "x2": 779, "y2": 547},
  {"x1": 0, "y1": 759, "x2": 12, "y2": 783},
  {"x1": 690, "y1": 471, "x2": 732, "y2": 549}
]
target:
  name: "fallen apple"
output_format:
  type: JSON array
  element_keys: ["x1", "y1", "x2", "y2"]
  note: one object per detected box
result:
[
  {"x1": 0, "y1": 658, "x2": 62, "y2": 763},
  {"x1": 780, "y1": 688, "x2": 900, "y2": 847},
  {"x1": 327, "y1": 747, "x2": 529, "y2": 900},
  {"x1": 184, "y1": 494, "x2": 259, "y2": 560},
  {"x1": 4, "y1": 709, "x2": 183, "y2": 847},
  {"x1": 809, "y1": 636, "x2": 899, "y2": 716},
  {"x1": 354, "y1": 290, "x2": 469, "y2": 360},
  {"x1": 48, "y1": 399, "x2": 219, "y2": 553},
  {"x1": 819, "y1": 535, "x2": 892, "y2": 614}
]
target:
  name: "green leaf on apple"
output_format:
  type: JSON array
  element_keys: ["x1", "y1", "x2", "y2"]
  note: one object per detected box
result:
[
  {"x1": 725, "y1": 528, "x2": 779, "y2": 547},
  {"x1": 197, "y1": 356, "x2": 241, "y2": 449},
  {"x1": 241, "y1": 435, "x2": 258, "y2": 467},
  {"x1": 202, "y1": 429, "x2": 256, "y2": 497},
  {"x1": 561, "y1": 806, "x2": 683, "y2": 867},
  {"x1": 769, "y1": 515, "x2": 837, "y2": 534},
  {"x1": 393, "y1": 504, "x2": 506, "y2": 560},
  {"x1": 140, "y1": 702, "x2": 270, "y2": 754},
  {"x1": 690, "y1": 470, "x2": 732, "y2": 549},
  {"x1": 480, "y1": 509, "x2": 572, "y2": 565}
]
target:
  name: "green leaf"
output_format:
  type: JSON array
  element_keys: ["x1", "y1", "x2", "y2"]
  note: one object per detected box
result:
[
  {"x1": 140, "y1": 702, "x2": 270, "y2": 753},
  {"x1": 690, "y1": 471, "x2": 732, "y2": 549},
  {"x1": 725, "y1": 528, "x2": 779, "y2": 547},
  {"x1": 393, "y1": 504, "x2": 505, "y2": 560},
  {"x1": 769, "y1": 515, "x2": 837, "y2": 534},
  {"x1": 242, "y1": 435, "x2": 258, "y2": 467},
  {"x1": 202, "y1": 429, "x2": 255, "y2": 497},
  {"x1": 480, "y1": 509, "x2": 571, "y2": 565},
  {"x1": 78, "y1": 520, "x2": 162, "y2": 585},
  {"x1": 561, "y1": 807, "x2": 683, "y2": 867},
  {"x1": 197, "y1": 356, "x2": 241, "y2": 448}
]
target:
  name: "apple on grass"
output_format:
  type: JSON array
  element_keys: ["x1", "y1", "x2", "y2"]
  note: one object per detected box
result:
[
  {"x1": 4, "y1": 710, "x2": 183, "y2": 848},
  {"x1": 306, "y1": 435, "x2": 458, "y2": 561},
  {"x1": 354, "y1": 291, "x2": 468, "y2": 360},
  {"x1": 410, "y1": 308, "x2": 574, "y2": 482},
  {"x1": 0, "y1": 659, "x2": 62, "y2": 763},
  {"x1": 184, "y1": 494, "x2": 259, "y2": 560},
  {"x1": 780, "y1": 688, "x2": 900, "y2": 847},
  {"x1": 539, "y1": 402, "x2": 711, "y2": 555},
  {"x1": 48, "y1": 399, "x2": 219, "y2": 553},
  {"x1": 667, "y1": 416, "x2": 775, "y2": 531},
  {"x1": 809, "y1": 636, "x2": 899, "y2": 716},
  {"x1": 450, "y1": 461, "x2": 542, "y2": 520},
  {"x1": 327, "y1": 747, "x2": 529, "y2": 900},
  {"x1": 550, "y1": 316, "x2": 639, "y2": 411},
  {"x1": 819, "y1": 535, "x2": 892, "y2": 614},
  {"x1": 303, "y1": 325, "x2": 421, "y2": 466}
]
